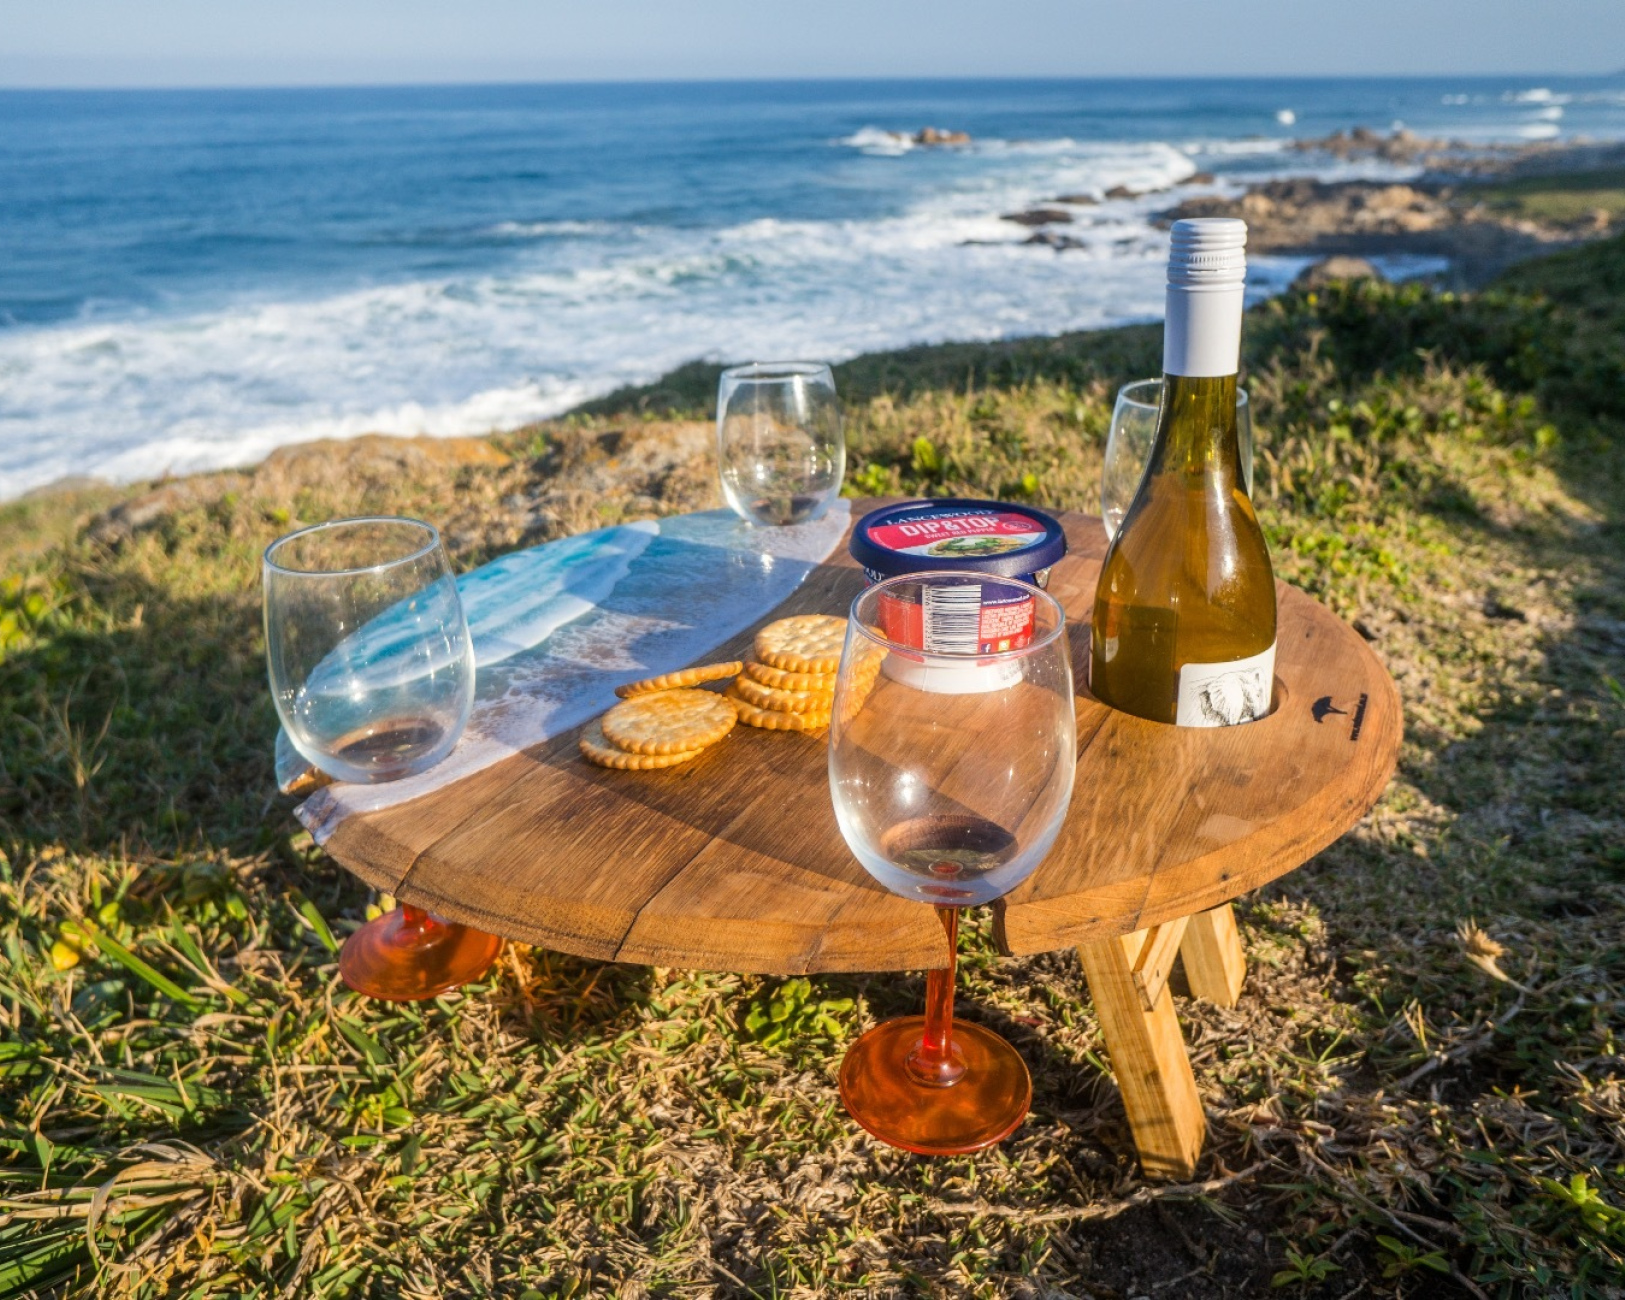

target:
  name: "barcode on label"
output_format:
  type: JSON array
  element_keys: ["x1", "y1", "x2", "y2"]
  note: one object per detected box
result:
[{"x1": 922, "y1": 584, "x2": 983, "y2": 654}]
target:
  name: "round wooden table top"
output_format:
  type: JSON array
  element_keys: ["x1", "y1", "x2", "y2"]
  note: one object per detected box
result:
[{"x1": 320, "y1": 502, "x2": 1401, "y2": 974}]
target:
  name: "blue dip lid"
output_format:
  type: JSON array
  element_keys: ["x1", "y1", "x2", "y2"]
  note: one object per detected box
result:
[{"x1": 850, "y1": 498, "x2": 1068, "y2": 579}]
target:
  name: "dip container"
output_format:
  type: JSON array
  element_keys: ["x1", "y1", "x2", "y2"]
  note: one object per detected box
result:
[{"x1": 849, "y1": 499, "x2": 1067, "y2": 658}]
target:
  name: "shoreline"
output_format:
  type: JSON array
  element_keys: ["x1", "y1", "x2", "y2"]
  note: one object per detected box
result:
[
  {"x1": 1002, "y1": 127, "x2": 1625, "y2": 286},
  {"x1": 7, "y1": 128, "x2": 1623, "y2": 515}
]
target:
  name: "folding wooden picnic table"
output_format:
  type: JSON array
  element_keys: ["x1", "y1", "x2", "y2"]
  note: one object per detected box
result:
[{"x1": 311, "y1": 500, "x2": 1401, "y2": 1179}]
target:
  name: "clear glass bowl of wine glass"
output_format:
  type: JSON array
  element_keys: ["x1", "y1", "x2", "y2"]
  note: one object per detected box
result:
[
  {"x1": 264, "y1": 517, "x2": 474, "y2": 783},
  {"x1": 828, "y1": 571, "x2": 1076, "y2": 1155},
  {"x1": 263, "y1": 516, "x2": 500, "y2": 1000},
  {"x1": 1102, "y1": 378, "x2": 1253, "y2": 540},
  {"x1": 717, "y1": 361, "x2": 844, "y2": 527}
]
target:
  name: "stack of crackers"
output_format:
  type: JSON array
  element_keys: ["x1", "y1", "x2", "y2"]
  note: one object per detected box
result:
[
  {"x1": 579, "y1": 614, "x2": 880, "y2": 771},
  {"x1": 726, "y1": 613, "x2": 849, "y2": 731}
]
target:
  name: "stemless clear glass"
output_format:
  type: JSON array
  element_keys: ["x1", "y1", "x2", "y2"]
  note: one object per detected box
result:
[
  {"x1": 717, "y1": 361, "x2": 844, "y2": 527},
  {"x1": 264, "y1": 517, "x2": 474, "y2": 784},
  {"x1": 1102, "y1": 378, "x2": 1253, "y2": 540},
  {"x1": 264, "y1": 517, "x2": 500, "y2": 1002},
  {"x1": 829, "y1": 572, "x2": 1076, "y2": 1155}
]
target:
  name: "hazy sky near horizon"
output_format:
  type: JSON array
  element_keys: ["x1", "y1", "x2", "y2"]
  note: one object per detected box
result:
[{"x1": 3, "y1": 0, "x2": 1623, "y2": 87}]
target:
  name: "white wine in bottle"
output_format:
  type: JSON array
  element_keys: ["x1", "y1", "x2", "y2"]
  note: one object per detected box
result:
[{"x1": 1091, "y1": 218, "x2": 1276, "y2": 726}]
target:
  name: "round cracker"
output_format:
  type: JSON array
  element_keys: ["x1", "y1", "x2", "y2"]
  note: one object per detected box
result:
[
  {"x1": 601, "y1": 688, "x2": 738, "y2": 755},
  {"x1": 615, "y1": 661, "x2": 743, "y2": 699},
  {"x1": 744, "y1": 659, "x2": 836, "y2": 693},
  {"x1": 732, "y1": 673, "x2": 833, "y2": 714},
  {"x1": 755, "y1": 614, "x2": 848, "y2": 674},
  {"x1": 747, "y1": 639, "x2": 882, "y2": 689},
  {"x1": 726, "y1": 685, "x2": 831, "y2": 731},
  {"x1": 580, "y1": 719, "x2": 708, "y2": 770},
  {"x1": 835, "y1": 668, "x2": 880, "y2": 729}
]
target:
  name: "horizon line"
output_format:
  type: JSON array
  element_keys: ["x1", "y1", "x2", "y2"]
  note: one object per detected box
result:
[{"x1": 2, "y1": 69, "x2": 1622, "y2": 94}]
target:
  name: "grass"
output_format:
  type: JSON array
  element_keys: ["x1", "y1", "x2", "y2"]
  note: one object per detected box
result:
[
  {"x1": 3, "y1": 234, "x2": 1625, "y2": 1297},
  {"x1": 1462, "y1": 167, "x2": 1625, "y2": 226}
]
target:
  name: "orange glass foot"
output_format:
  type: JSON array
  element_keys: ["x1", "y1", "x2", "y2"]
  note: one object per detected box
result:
[
  {"x1": 839, "y1": 1015, "x2": 1032, "y2": 1156},
  {"x1": 338, "y1": 905, "x2": 502, "y2": 1001}
]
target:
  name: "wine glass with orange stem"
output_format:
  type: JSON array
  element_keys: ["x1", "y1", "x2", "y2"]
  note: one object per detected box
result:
[
  {"x1": 828, "y1": 571, "x2": 1076, "y2": 1154},
  {"x1": 264, "y1": 517, "x2": 502, "y2": 1000}
]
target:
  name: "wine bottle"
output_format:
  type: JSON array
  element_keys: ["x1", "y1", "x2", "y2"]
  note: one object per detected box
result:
[{"x1": 1090, "y1": 218, "x2": 1277, "y2": 726}]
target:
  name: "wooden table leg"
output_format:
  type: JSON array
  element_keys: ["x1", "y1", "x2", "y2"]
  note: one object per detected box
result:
[
  {"x1": 1077, "y1": 928, "x2": 1205, "y2": 1180},
  {"x1": 1179, "y1": 903, "x2": 1247, "y2": 1008}
]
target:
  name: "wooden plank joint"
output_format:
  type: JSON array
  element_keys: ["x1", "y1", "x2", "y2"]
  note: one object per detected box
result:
[
  {"x1": 1179, "y1": 903, "x2": 1247, "y2": 1008},
  {"x1": 1126, "y1": 916, "x2": 1190, "y2": 1012}
]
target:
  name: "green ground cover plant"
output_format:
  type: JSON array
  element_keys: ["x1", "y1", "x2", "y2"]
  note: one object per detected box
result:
[
  {"x1": 2, "y1": 235, "x2": 1624, "y2": 1297},
  {"x1": 1463, "y1": 166, "x2": 1625, "y2": 227}
]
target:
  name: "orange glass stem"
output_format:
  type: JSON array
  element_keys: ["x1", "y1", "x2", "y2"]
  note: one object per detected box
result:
[
  {"x1": 907, "y1": 906, "x2": 966, "y2": 1087},
  {"x1": 838, "y1": 903, "x2": 1030, "y2": 1154},
  {"x1": 398, "y1": 904, "x2": 441, "y2": 935}
]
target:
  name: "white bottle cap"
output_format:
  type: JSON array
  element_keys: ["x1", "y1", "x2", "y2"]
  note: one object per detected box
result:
[
  {"x1": 1167, "y1": 217, "x2": 1247, "y2": 287},
  {"x1": 1163, "y1": 218, "x2": 1247, "y2": 377}
]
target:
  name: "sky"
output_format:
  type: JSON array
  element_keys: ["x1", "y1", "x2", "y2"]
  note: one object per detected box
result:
[{"x1": 2, "y1": 0, "x2": 1623, "y2": 87}]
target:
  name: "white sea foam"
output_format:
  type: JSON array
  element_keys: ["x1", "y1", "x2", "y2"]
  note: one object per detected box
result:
[
  {"x1": 1505, "y1": 88, "x2": 1572, "y2": 105},
  {"x1": 486, "y1": 220, "x2": 619, "y2": 239},
  {"x1": 839, "y1": 126, "x2": 915, "y2": 156},
  {"x1": 1184, "y1": 137, "x2": 1292, "y2": 157}
]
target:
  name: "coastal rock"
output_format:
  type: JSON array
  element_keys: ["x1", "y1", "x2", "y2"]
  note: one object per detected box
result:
[
  {"x1": 914, "y1": 127, "x2": 970, "y2": 146},
  {"x1": 86, "y1": 473, "x2": 249, "y2": 547},
  {"x1": 1287, "y1": 125, "x2": 1542, "y2": 170},
  {"x1": 563, "y1": 421, "x2": 712, "y2": 496},
  {"x1": 1156, "y1": 174, "x2": 1579, "y2": 285},
  {"x1": 21, "y1": 475, "x2": 110, "y2": 500},
  {"x1": 83, "y1": 435, "x2": 515, "y2": 548},
  {"x1": 1104, "y1": 185, "x2": 1141, "y2": 200},
  {"x1": 1053, "y1": 193, "x2": 1099, "y2": 206},
  {"x1": 1001, "y1": 208, "x2": 1074, "y2": 227},
  {"x1": 503, "y1": 420, "x2": 716, "y2": 543},
  {"x1": 1351, "y1": 185, "x2": 1438, "y2": 230},
  {"x1": 1293, "y1": 256, "x2": 1386, "y2": 289},
  {"x1": 1185, "y1": 172, "x2": 1217, "y2": 186},
  {"x1": 1178, "y1": 177, "x2": 1441, "y2": 234},
  {"x1": 1291, "y1": 126, "x2": 1427, "y2": 162},
  {"x1": 1023, "y1": 230, "x2": 1087, "y2": 251},
  {"x1": 252, "y1": 435, "x2": 509, "y2": 500}
]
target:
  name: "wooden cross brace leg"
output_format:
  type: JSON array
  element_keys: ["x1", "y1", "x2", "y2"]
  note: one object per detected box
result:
[
  {"x1": 1179, "y1": 902, "x2": 1247, "y2": 1008},
  {"x1": 1076, "y1": 903, "x2": 1248, "y2": 1179}
]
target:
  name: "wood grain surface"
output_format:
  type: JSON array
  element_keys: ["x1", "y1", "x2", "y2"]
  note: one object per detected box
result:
[{"x1": 319, "y1": 500, "x2": 1401, "y2": 975}]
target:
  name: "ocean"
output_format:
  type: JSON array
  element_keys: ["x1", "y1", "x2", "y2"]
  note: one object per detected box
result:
[{"x1": 3, "y1": 76, "x2": 1624, "y2": 500}]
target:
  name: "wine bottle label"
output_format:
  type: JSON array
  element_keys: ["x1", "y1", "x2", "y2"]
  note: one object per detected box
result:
[{"x1": 1175, "y1": 641, "x2": 1276, "y2": 727}]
